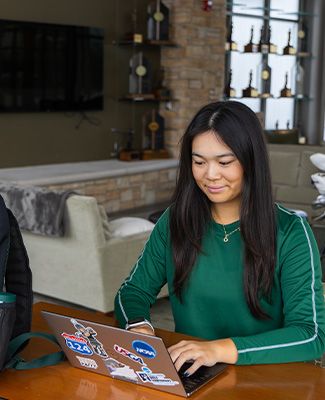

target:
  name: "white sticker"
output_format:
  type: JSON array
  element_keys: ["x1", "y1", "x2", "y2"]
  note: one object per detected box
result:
[{"x1": 76, "y1": 356, "x2": 98, "y2": 369}]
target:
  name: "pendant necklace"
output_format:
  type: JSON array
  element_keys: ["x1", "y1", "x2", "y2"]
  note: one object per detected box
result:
[{"x1": 222, "y1": 224, "x2": 240, "y2": 242}]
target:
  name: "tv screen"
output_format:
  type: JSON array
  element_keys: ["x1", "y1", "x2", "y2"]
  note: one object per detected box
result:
[{"x1": 0, "y1": 19, "x2": 104, "y2": 112}]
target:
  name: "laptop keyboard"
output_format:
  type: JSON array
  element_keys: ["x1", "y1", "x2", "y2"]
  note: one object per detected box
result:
[{"x1": 179, "y1": 362, "x2": 226, "y2": 394}]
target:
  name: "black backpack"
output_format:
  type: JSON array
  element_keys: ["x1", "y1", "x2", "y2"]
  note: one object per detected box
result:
[{"x1": 0, "y1": 195, "x2": 63, "y2": 371}]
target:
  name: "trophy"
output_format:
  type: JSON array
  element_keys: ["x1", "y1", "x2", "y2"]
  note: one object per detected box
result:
[
  {"x1": 142, "y1": 109, "x2": 169, "y2": 159},
  {"x1": 258, "y1": 58, "x2": 272, "y2": 98},
  {"x1": 224, "y1": 69, "x2": 236, "y2": 98},
  {"x1": 124, "y1": 8, "x2": 143, "y2": 43},
  {"x1": 154, "y1": 67, "x2": 171, "y2": 99},
  {"x1": 147, "y1": 1, "x2": 170, "y2": 42},
  {"x1": 244, "y1": 26, "x2": 258, "y2": 53},
  {"x1": 258, "y1": 25, "x2": 268, "y2": 53},
  {"x1": 242, "y1": 70, "x2": 258, "y2": 98},
  {"x1": 298, "y1": 17, "x2": 308, "y2": 55},
  {"x1": 280, "y1": 72, "x2": 292, "y2": 97},
  {"x1": 225, "y1": 21, "x2": 238, "y2": 51},
  {"x1": 267, "y1": 26, "x2": 277, "y2": 54},
  {"x1": 128, "y1": 52, "x2": 153, "y2": 97},
  {"x1": 283, "y1": 29, "x2": 296, "y2": 55}
]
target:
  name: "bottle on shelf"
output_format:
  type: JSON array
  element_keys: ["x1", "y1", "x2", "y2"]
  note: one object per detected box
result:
[
  {"x1": 225, "y1": 21, "x2": 238, "y2": 51},
  {"x1": 242, "y1": 70, "x2": 258, "y2": 98},
  {"x1": 257, "y1": 57, "x2": 272, "y2": 98},
  {"x1": 283, "y1": 29, "x2": 296, "y2": 55},
  {"x1": 280, "y1": 72, "x2": 292, "y2": 97},
  {"x1": 224, "y1": 69, "x2": 236, "y2": 98},
  {"x1": 244, "y1": 26, "x2": 258, "y2": 53}
]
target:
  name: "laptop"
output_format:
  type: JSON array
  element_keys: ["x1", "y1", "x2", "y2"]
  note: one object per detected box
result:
[{"x1": 42, "y1": 310, "x2": 228, "y2": 397}]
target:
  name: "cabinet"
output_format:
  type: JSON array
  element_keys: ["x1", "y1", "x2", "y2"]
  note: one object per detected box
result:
[{"x1": 224, "y1": 0, "x2": 314, "y2": 143}]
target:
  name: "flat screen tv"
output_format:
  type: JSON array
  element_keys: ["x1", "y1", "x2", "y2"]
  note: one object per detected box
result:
[{"x1": 0, "y1": 19, "x2": 104, "y2": 112}]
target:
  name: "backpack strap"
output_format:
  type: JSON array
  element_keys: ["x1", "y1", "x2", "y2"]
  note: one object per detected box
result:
[
  {"x1": 5, "y1": 332, "x2": 65, "y2": 370},
  {"x1": 5, "y1": 209, "x2": 33, "y2": 340},
  {"x1": 0, "y1": 196, "x2": 10, "y2": 289}
]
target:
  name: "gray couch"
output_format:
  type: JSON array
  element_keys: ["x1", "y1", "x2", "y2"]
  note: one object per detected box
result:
[
  {"x1": 268, "y1": 144, "x2": 321, "y2": 217},
  {"x1": 22, "y1": 195, "x2": 167, "y2": 312}
]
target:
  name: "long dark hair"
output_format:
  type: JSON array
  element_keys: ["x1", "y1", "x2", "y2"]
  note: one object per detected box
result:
[{"x1": 170, "y1": 101, "x2": 276, "y2": 319}]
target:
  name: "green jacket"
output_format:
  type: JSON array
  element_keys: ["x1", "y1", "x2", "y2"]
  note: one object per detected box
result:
[{"x1": 114, "y1": 204, "x2": 325, "y2": 365}]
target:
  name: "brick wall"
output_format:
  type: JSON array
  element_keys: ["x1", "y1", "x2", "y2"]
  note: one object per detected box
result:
[
  {"x1": 45, "y1": 167, "x2": 177, "y2": 214},
  {"x1": 160, "y1": 0, "x2": 226, "y2": 157},
  {"x1": 43, "y1": 2, "x2": 226, "y2": 213}
]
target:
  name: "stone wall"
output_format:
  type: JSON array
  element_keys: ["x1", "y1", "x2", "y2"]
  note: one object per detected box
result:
[
  {"x1": 160, "y1": 0, "x2": 226, "y2": 157},
  {"x1": 45, "y1": 167, "x2": 177, "y2": 214}
]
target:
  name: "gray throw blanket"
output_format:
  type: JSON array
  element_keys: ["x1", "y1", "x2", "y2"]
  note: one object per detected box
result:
[{"x1": 0, "y1": 182, "x2": 75, "y2": 236}]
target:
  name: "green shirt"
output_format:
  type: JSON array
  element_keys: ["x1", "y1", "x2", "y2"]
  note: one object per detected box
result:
[{"x1": 114, "y1": 204, "x2": 325, "y2": 365}]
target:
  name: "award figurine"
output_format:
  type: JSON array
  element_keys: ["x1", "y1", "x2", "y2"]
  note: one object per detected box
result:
[
  {"x1": 244, "y1": 26, "x2": 258, "y2": 53},
  {"x1": 298, "y1": 17, "x2": 308, "y2": 55},
  {"x1": 283, "y1": 29, "x2": 296, "y2": 55},
  {"x1": 154, "y1": 67, "x2": 171, "y2": 99},
  {"x1": 124, "y1": 8, "x2": 143, "y2": 43},
  {"x1": 142, "y1": 109, "x2": 169, "y2": 159},
  {"x1": 257, "y1": 58, "x2": 272, "y2": 98},
  {"x1": 147, "y1": 1, "x2": 169, "y2": 42},
  {"x1": 267, "y1": 26, "x2": 277, "y2": 54},
  {"x1": 242, "y1": 70, "x2": 258, "y2": 98},
  {"x1": 128, "y1": 52, "x2": 153, "y2": 97},
  {"x1": 258, "y1": 25, "x2": 268, "y2": 53},
  {"x1": 280, "y1": 72, "x2": 292, "y2": 97},
  {"x1": 225, "y1": 21, "x2": 238, "y2": 51},
  {"x1": 224, "y1": 69, "x2": 236, "y2": 98}
]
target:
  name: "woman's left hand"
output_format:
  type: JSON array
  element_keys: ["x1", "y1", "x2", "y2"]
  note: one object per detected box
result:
[{"x1": 168, "y1": 338, "x2": 238, "y2": 376}]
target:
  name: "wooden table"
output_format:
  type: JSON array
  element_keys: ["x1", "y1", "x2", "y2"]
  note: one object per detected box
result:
[{"x1": 0, "y1": 302, "x2": 324, "y2": 400}]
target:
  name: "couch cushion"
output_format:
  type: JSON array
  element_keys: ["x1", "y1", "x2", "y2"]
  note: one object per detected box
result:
[
  {"x1": 108, "y1": 217, "x2": 155, "y2": 238},
  {"x1": 269, "y1": 151, "x2": 300, "y2": 185}
]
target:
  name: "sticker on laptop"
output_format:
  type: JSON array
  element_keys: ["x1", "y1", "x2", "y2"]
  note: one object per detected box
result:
[
  {"x1": 132, "y1": 340, "x2": 156, "y2": 359},
  {"x1": 103, "y1": 357, "x2": 139, "y2": 383},
  {"x1": 114, "y1": 344, "x2": 146, "y2": 366},
  {"x1": 61, "y1": 333, "x2": 93, "y2": 355},
  {"x1": 76, "y1": 356, "x2": 98, "y2": 369},
  {"x1": 136, "y1": 366, "x2": 179, "y2": 386},
  {"x1": 70, "y1": 318, "x2": 108, "y2": 358}
]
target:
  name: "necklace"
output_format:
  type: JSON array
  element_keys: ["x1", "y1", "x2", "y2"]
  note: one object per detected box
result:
[{"x1": 222, "y1": 225, "x2": 240, "y2": 242}]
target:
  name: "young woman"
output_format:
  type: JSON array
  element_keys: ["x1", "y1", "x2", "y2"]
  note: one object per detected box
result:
[{"x1": 114, "y1": 101, "x2": 325, "y2": 376}]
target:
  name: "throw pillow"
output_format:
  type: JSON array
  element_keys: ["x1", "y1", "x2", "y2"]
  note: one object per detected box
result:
[{"x1": 107, "y1": 217, "x2": 155, "y2": 238}]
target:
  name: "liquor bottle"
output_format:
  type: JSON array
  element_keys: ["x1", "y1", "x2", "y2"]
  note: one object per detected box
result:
[
  {"x1": 242, "y1": 70, "x2": 258, "y2": 98},
  {"x1": 224, "y1": 69, "x2": 236, "y2": 98},
  {"x1": 280, "y1": 72, "x2": 292, "y2": 97},
  {"x1": 267, "y1": 26, "x2": 277, "y2": 54},
  {"x1": 244, "y1": 26, "x2": 258, "y2": 53},
  {"x1": 258, "y1": 58, "x2": 272, "y2": 97},
  {"x1": 225, "y1": 21, "x2": 238, "y2": 51},
  {"x1": 283, "y1": 29, "x2": 296, "y2": 55},
  {"x1": 297, "y1": 17, "x2": 308, "y2": 55}
]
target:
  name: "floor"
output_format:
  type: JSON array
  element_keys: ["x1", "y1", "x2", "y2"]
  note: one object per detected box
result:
[{"x1": 34, "y1": 293, "x2": 175, "y2": 332}]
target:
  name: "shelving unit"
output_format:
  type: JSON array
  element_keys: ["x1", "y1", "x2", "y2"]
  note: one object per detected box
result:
[
  {"x1": 224, "y1": 0, "x2": 314, "y2": 143},
  {"x1": 111, "y1": 1, "x2": 175, "y2": 160}
]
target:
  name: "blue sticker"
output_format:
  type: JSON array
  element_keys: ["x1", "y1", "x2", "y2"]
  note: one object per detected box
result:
[
  {"x1": 61, "y1": 333, "x2": 93, "y2": 355},
  {"x1": 132, "y1": 340, "x2": 156, "y2": 359}
]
